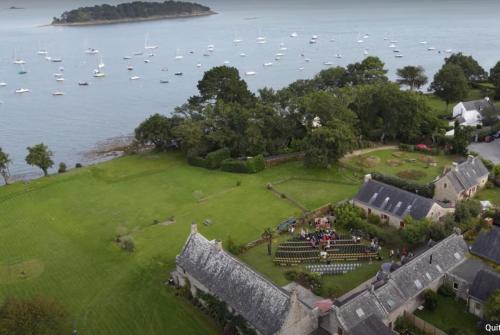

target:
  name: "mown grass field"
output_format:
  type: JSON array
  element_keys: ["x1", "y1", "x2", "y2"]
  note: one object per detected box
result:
[
  {"x1": 0, "y1": 152, "x2": 364, "y2": 334},
  {"x1": 342, "y1": 149, "x2": 456, "y2": 183}
]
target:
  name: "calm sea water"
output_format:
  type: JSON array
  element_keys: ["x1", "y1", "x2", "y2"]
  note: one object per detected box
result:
[{"x1": 1, "y1": 0, "x2": 499, "y2": 178}]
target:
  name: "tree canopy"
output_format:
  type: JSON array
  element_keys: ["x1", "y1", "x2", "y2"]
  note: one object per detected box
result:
[
  {"x1": 430, "y1": 63, "x2": 469, "y2": 107},
  {"x1": 25, "y1": 143, "x2": 54, "y2": 176},
  {"x1": 396, "y1": 65, "x2": 428, "y2": 91},
  {"x1": 52, "y1": 1, "x2": 211, "y2": 24},
  {"x1": 0, "y1": 147, "x2": 11, "y2": 185},
  {"x1": 0, "y1": 296, "x2": 68, "y2": 335},
  {"x1": 444, "y1": 52, "x2": 487, "y2": 83},
  {"x1": 485, "y1": 289, "x2": 500, "y2": 321}
]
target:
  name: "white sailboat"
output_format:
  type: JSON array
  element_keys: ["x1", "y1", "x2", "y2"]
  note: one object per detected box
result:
[
  {"x1": 263, "y1": 62, "x2": 273, "y2": 67},
  {"x1": 37, "y1": 49, "x2": 48, "y2": 55},
  {"x1": 15, "y1": 88, "x2": 30, "y2": 94},
  {"x1": 356, "y1": 33, "x2": 364, "y2": 43},
  {"x1": 427, "y1": 46, "x2": 436, "y2": 51},
  {"x1": 144, "y1": 34, "x2": 158, "y2": 50},
  {"x1": 233, "y1": 32, "x2": 242, "y2": 44},
  {"x1": 245, "y1": 71, "x2": 256, "y2": 76},
  {"x1": 239, "y1": 53, "x2": 246, "y2": 57},
  {"x1": 130, "y1": 76, "x2": 141, "y2": 80},
  {"x1": 98, "y1": 56, "x2": 105, "y2": 69},
  {"x1": 85, "y1": 48, "x2": 99, "y2": 54},
  {"x1": 13, "y1": 50, "x2": 25, "y2": 64},
  {"x1": 323, "y1": 61, "x2": 333, "y2": 66},
  {"x1": 93, "y1": 68, "x2": 105, "y2": 78},
  {"x1": 290, "y1": 32, "x2": 298, "y2": 38},
  {"x1": 175, "y1": 49, "x2": 184, "y2": 60},
  {"x1": 0, "y1": 82, "x2": 7, "y2": 87},
  {"x1": 52, "y1": 91, "x2": 64, "y2": 96}
]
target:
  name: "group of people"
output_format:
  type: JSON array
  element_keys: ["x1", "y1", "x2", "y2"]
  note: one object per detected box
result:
[{"x1": 300, "y1": 228, "x2": 343, "y2": 249}]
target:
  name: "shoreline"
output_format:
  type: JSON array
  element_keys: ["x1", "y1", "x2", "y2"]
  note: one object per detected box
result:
[{"x1": 48, "y1": 11, "x2": 216, "y2": 27}]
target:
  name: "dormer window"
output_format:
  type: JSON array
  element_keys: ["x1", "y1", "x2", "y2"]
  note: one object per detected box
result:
[{"x1": 356, "y1": 308, "x2": 365, "y2": 318}]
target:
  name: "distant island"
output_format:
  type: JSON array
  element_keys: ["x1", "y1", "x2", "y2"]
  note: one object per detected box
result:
[{"x1": 51, "y1": 1, "x2": 214, "y2": 26}]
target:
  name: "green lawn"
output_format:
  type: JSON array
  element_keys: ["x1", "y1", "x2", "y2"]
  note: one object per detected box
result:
[
  {"x1": 239, "y1": 234, "x2": 385, "y2": 299},
  {"x1": 477, "y1": 187, "x2": 500, "y2": 206},
  {"x1": 0, "y1": 152, "x2": 362, "y2": 334},
  {"x1": 342, "y1": 149, "x2": 456, "y2": 183},
  {"x1": 414, "y1": 295, "x2": 480, "y2": 335}
]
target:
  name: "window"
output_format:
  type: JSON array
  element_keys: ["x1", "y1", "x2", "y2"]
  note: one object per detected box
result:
[
  {"x1": 356, "y1": 308, "x2": 365, "y2": 318},
  {"x1": 414, "y1": 279, "x2": 423, "y2": 289},
  {"x1": 435, "y1": 264, "x2": 443, "y2": 273},
  {"x1": 387, "y1": 299, "x2": 395, "y2": 309},
  {"x1": 425, "y1": 272, "x2": 432, "y2": 281},
  {"x1": 368, "y1": 208, "x2": 372, "y2": 214},
  {"x1": 337, "y1": 327, "x2": 343, "y2": 335},
  {"x1": 454, "y1": 252, "x2": 462, "y2": 260},
  {"x1": 400, "y1": 221, "x2": 405, "y2": 228},
  {"x1": 475, "y1": 302, "x2": 481, "y2": 311},
  {"x1": 444, "y1": 182, "x2": 447, "y2": 189},
  {"x1": 388, "y1": 322, "x2": 393, "y2": 329},
  {"x1": 453, "y1": 282, "x2": 459, "y2": 290}
]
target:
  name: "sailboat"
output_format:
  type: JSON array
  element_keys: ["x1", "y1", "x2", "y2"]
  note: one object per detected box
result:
[
  {"x1": 130, "y1": 76, "x2": 141, "y2": 80},
  {"x1": 356, "y1": 33, "x2": 364, "y2": 43},
  {"x1": 13, "y1": 50, "x2": 25, "y2": 64},
  {"x1": 18, "y1": 64, "x2": 27, "y2": 75},
  {"x1": 127, "y1": 65, "x2": 134, "y2": 71},
  {"x1": 98, "y1": 56, "x2": 105, "y2": 69},
  {"x1": 233, "y1": 32, "x2": 242, "y2": 44},
  {"x1": 0, "y1": 82, "x2": 7, "y2": 87},
  {"x1": 52, "y1": 91, "x2": 64, "y2": 96},
  {"x1": 144, "y1": 34, "x2": 159, "y2": 50},
  {"x1": 85, "y1": 48, "x2": 99, "y2": 54},
  {"x1": 175, "y1": 49, "x2": 183, "y2": 60},
  {"x1": 290, "y1": 32, "x2": 298, "y2": 38},
  {"x1": 37, "y1": 49, "x2": 48, "y2": 55},
  {"x1": 263, "y1": 62, "x2": 273, "y2": 67},
  {"x1": 15, "y1": 88, "x2": 30, "y2": 94},
  {"x1": 93, "y1": 57, "x2": 105, "y2": 77},
  {"x1": 245, "y1": 71, "x2": 256, "y2": 76}
]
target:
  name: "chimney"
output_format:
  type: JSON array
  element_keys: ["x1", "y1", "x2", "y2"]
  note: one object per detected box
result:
[
  {"x1": 468, "y1": 155, "x2": 475, "y2": 164},
  {"x1": 364, "y1": 174, "x2": 372, "y2": 183},
  {"x1": 190, "y1": 222, "x2": 198, "y2": 235},
  {"x1": 452, "y1": 162, "x2": 458, "y2": 172},
  {"x1": 370, "y1": 284, "x2": 375, "y2": 294},
  {"x1": 429, "y1": 254, "x2": 433, "y2": 264},
  {"x1": 215, "y1": 240, "x2": 223, "y2": 251},
  {"x1": 485, "y1": 97, "x2": 490, "y2": 102}
]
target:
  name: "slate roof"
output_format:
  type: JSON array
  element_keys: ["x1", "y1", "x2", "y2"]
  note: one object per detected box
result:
[
  {"x1": 469, "y1": 269, "x2": 500, "y2": 302},
  {"x1": 462, "y1": 99, "x2": 492, "y2": 112},
  {"x1": 449, "y1": 258, "x2": 489, "y2": 283},
  {"x1": 176, "y1": 233, "x2": 292, "y2": 335},
  {"x1": 442, "y1": 156, "x2": 489, "y2": 193},
  {"x1": 325, "y1": 234, "x2": 468, "y2": 332},
  {"x1": 353, "y1": 179, "x2": 435, "y2": 220},
  {"x1": 349, "y1": 314, "x2": 393, "y2": 335},
  {"x1": 470, "y1": 225, "x2": 500, "y2": 264}
]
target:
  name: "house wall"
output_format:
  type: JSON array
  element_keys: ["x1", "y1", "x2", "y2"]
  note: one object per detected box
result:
[
  {"x1": 468, "y1": 297, "x2": 484, "y2": 318},
  {"x1": 453, "y1": 103, "x2": 466, "y2": 118},
  {"x1": 443, "y1": 273, "x2": 470, "y2": 301},
  {"x1": 426, "y1": 203, "x2": 454, "y2": 222},
  {"x1": 352, "y1": 200, "x2": 404, "y2": 228},
  {"x1": 277, "y1": 300, "x2": 318, "y2": 335},
  {"x1": 433, "y1": 176, "x2": 461, "y2": 205}
]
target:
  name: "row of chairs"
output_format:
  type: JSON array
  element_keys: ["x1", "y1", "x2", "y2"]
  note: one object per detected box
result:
[{"x1": 306, "y1": 263, "x2": 361, "y2": 275}]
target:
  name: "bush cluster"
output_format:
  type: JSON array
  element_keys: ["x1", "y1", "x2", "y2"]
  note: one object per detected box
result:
[
  {"x1": 438, "y1": 283, "x2": 456, "y2": 298},
  {"x1": 187, "y1": 148, "x2": 230, "y2": 170},
  {"x1": 220, "y1": 155, "x2": 265, "y2": 174},
  {"x1": 371, "y1": 172, "x2": 434, "y2": 198}
]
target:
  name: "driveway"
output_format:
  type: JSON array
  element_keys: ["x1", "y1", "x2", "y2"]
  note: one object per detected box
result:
[{"x1": 468, "y1": 140, "x2": 500, "y2": 164}]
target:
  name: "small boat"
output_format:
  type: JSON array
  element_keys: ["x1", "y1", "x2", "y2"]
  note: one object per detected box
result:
[
  {"x1": 309, "y1": 39, "x2": 317, "y2": 44},
  {"x1": 363, "y1": 34, "x2": 369, "y2": 39},
  {"x1": 51, "y1": 58, "x2": 63, "y2": 63},
  {"x1": 393, "y1": 49, "x2": 401, "y2": 53},
  {"x1": 203, "y1": 53, "x2": 210, "y2": 57},
  {"x1": 59, "y1": 67, "x2": 64, "y2": 72},
  {"x1": 52, "y1": 91, "x2": 64, "y2": 96},
  {"x1": 207, "y1": 44, "x2": 215, "y2": 49},
  {"x1": 37, "y1": 50, "x2": 48, "y2": 55},
  {"x1": 233, "y1": 38, "x2": 242, "y2": 44},
  {"x1": 419, "y1": 41, "x2": 428, "y2": 45},
  {"x1": 363, "y1": 49, "x2": 369, "y2": 55},
  {"x1": 390, "y1": 40, "x2": 398, "y2": 43},
  {"x1": 323, "y1": 61, "x2": 333, "y2": 66},
  {"x1": 196, "y1": 63, "x2": 202, "y2": 68},
  {"x1": 85, "y1": 48, "x2": 99, "y2": 54},
  {"x1": 256, "y1": 40, "x2": 267, "y2": 44},
  {"x1": 78, "y1": 81, "x2": 89, "y2": 86},
  {"x1": 144, "y1": 59, "x2": 151, "y2": 63},
  {"x1": 223, "y1": 60, "x2": 230, "y2": 65},
  {"x1": 275, "y1": 52, "x2": 284, "y2": 57},
  {"x1": 245, "y1": 71, "x2": 256, "y2": 76},
  {"x1": 304, "y1": 58, "x2": 311, "y2": 62},
  {"x1": 388, "y1": 43, "x2": 396, "y2": 48},
  {"x1": 144, "y1": 33, "x2": 159, "y2": 50},
  {"x1": 161, "y1": 67, "x2": 168, "y2": 72},
  {"x1": 134, "y1": 52, "x2": 143, "y2": 56},
  {"x1": 127, "y1": 65, "x2": 134, "y2": 71},
  {"x1": 275, "y1": 56, "x2": 281, "y2": 61},
  {"x1": 148, "y1": 53, "x2": 155, "y2": 57},
  {"x1": 160, "y1": 80, "x2": 169, "y2": 84},
  {"x1": 0, "y1": 82, "x2": 7, "y2": 87},
  {"x1": 45, "y1": 56, "x2": 52, "y2": 61},
  {"x1": 54, "y1": 73, "x2": 63, "y2": 77},
  {"x1": 130, "y1": 76, "x2": 141, "y2": 80},
  {"x1": 298, "y1": 67, "x2": 304, "y2": 71},
  {"x1": 279, "y1": 46, "x2": 288, "y2": 51},
  {"x1": 189, "y1": 51, "x2": 194, "y2": 54},
  {"x1": 427, "y1": 47, "x2": 436, "y2": 51},
  {"x1": 239, "y1": 53, "x2": 246, "y2": 57},
  {"x1": 56, "y1": 77, "x2": 65, "y2": 82},
  {"x1": 335, "y1": 54, "x2": 343, "y2": 59},
  {"x1": 174, "y1": 72, "x2": 183, "y2": 76},
  {"x1": 18, "y1": 65, "x2": 27, "y2": 75},
  {"x1": 256, "y1": 36, "x2": 266, "y2": 41},
  {"x1": 445, "y1": 49, "x2": 453, "y2": 53},
  {"x1": 311, "y1": 35, "x2": 319, "y2": 39},
  {"x1": 93, "y1": 71, "x2": 105, "y2": 78},
  {"x1": 395, "y1": 54, "x2": 404, "y2": 58},
  {"x1": 290, "y1": 32, "x2": 298, "y2": 38},
  {"x1": 123, "y1": 56, "x2": 132, "y2": 60},
  {"x1": 15, "y1": 88, "x2": 30, "y2": 94},
  {"x1": 175, "y1": 55, "x2": 183, "y2": 60},
  {"x1": 263, "y1": 62, "x2": 273, "y2": 67},
  {"x1": 13, "y1": 59, "x2": 25, "y2": 65}
]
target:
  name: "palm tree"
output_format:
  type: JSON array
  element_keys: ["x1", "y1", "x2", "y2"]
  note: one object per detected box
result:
[
  {"x1": 0, "y1": 147, "x2": 11, "y2": 185},
  {"x1": 261, "y1": 228, "x2": 274, "y2": 256}
]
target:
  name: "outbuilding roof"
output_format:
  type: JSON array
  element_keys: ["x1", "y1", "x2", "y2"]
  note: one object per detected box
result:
[
  {"x1": 469, "y1": 269, "x2": 500, "y2": 302},
  {"x1": 353, "y1": 179, "x2": 435, "y2": 220},
  {"x1": 470, "y1": 225, "x2": 500, "y2": 264},
  {"x1": 176, "y1": 232, "x2": 294, "y2": 335},
  {"x1": 462, "y1": 99, "x2": 492, "y2": 112},
  {"x1": 349, "y1": 314, "x2": 393, "y2": 335}
]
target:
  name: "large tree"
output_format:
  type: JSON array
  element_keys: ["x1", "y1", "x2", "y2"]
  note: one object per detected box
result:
[
  {"x1": 25, "y1": 143, "x2": 54, "y2": 177},
  {"x1": 0, "y1": 296, "x2": 69, "y2": 335},
  {"x1": 445, "y1": 52, "x2": 487, "y2": 83},
  {"x1": 134, "y1": 113, "x2": 181, "y2": 150},
  {"x1": 194, "y1": 66, "x2": 255, "y2": 106},
  {"x1": 451, "y1": 120, "x2": 472, "y2": 156},
  {"x1": 343, "y1": 56, "x2": 388, "y2": 86},
  {"x1": 0, "y1": 147, "x2": 11, "y2": 185},
  {"x1": 430, "y1": 63, "x2": 469, "y2": 109},
  {"x1": 396, "y1": 65, "x2": 428, "y2": 91},
  {"x1": 490, "y1": 61, "x2": 500, "y2": 99}
]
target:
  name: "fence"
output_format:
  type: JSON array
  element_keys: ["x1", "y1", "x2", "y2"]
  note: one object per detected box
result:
[
  {"x1": 403, "y1": 311, "x2": 447, "y2": 335},
  {"x1": 264, "y1": 152, "x2": 305, "y2": 168}
]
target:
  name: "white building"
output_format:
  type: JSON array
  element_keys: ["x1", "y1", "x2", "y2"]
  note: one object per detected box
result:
[{"x1": 446, "y1": 98, "x2": 494, "y2": 136}]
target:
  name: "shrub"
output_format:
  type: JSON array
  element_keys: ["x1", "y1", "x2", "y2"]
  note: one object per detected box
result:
[
  {"x1": 119, "y1": 235, "x2": 135, "y2": 252},
  {"x1": 75, "y1": 163, "x2": 83, "y2": 168},
  {"x1": 371, "y1": 172, "x2": 434, "y2": 198},
  {"x1": 236, "y1": 180, "x2": 241, "y2": 187},
  {"x1": 285, "y1": 270, "x2": 298, "y2": 281},
  {"x1": 438, "y1": 283, "x2": 456, "y2": 298},
  {"x1": 205, "y1": 148, "x2": 230, "y2": 169},
  {"x1": 226, "y1": 236, "x2": 244, "y2": 255},
  {"x1": 399, "y1": 143, "x2": 415, "y2": 152},
  {"x1": 423, "y1": 289, "x2": 438, "y2": 311},
  {"x1": 367, "y1": 213, "x2": 382, "y2": 226},
  {"x1": 482, "y1": 159, "x2": 495, "y2": 171},
  {"x1": 220, "y1": 155, "x2": 265, "y2": 174},
  {"x1": 58, "y1": 162, "x2": 67, "y2": 173}
]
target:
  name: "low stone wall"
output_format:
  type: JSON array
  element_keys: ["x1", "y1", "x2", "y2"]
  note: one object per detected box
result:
[{"x1": 265, "y1": 152, "x2": 305, "y2": 168}]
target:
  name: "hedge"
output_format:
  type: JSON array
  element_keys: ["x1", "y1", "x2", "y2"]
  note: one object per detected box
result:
[
  {"x1": 371, "y1": 172, "x2": 434, "y2": 198},
  {"x1": 221, "y1": 155, "x2": 265, "y2": 174},
  {"x1": 187, "y1": 148, "x2": 230, "y2": 170}
]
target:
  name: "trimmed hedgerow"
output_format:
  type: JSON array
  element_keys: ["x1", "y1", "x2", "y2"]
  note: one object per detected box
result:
[
  {"x1": 187, "y1": 148, "x2": 230, "y2": 170},
  {"x1": 220, "y1": 155, "x2": 265, "y2": 174}
]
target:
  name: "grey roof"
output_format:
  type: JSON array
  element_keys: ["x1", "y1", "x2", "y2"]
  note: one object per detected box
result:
[
  {"x1": 283, "y1": 282, "x2": 322, "y2": 310},
  {"x1": 462, "y1": 99, "x2": 492, "y2": 112},
  {"x1": 471, "y1": 226, "x2": 500, "y2": 264},
  {"x1": 353, "y1": 179, "x2": 435, "y2": 220},
  {"x1": 469, "y1": 269, "x2": 500, "y2": 302},
  {"x1": 449, "y1": 258, "x2": 489, "y2": 283},
  {"x1": 443, "y1": 156, "x2": 489, "y2": 193},
  {"x1": 328, "y1": 234, "x2": 468, "y2": 332},
  {"x1": 349, "y1": 314, "x2": 393, "y2": 335},
  {"x1": 176, "y1": 233, "x2": 292, "y2": 335}
]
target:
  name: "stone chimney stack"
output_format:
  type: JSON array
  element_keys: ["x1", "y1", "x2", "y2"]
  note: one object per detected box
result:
[
  {"x1": 216, "y1": 240, "x2": 223, "y2": 251},
  {"x1": 190, "y1": 222, "x2": 198, "y2": 235},
  {"x1": 364, "y1": 174, "x2": 372, "y2": 183},
  {"x1": 452, "y1": 162, "x2": 459, "y2": 172}
]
